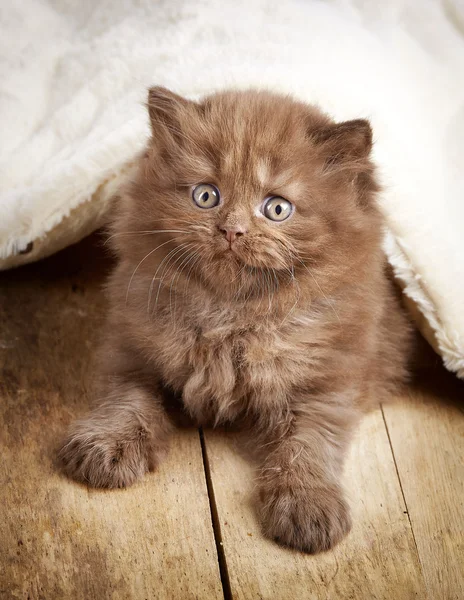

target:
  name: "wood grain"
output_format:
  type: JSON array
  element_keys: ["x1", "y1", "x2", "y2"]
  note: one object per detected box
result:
[
  {"x1": 203, "y1": 409, "x2": 427, "y2": 600},
  {"x1": 383, "y1": 372, "x2": 464, "y2": 600},
  {"x1": 0, "y1": 236, "x2": 222, "y2": 600}
]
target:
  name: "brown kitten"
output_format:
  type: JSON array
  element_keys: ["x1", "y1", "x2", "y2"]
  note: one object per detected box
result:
[{"x1": 59, "y1": 87, "x2": 413, "y2": 553}]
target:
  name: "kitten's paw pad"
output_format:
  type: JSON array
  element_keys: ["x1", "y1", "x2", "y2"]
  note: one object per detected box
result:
[
  {"x1": 260, "y1": 482, "x2": 351, "y2": 553},
  {"x1": 58, "y1": 421, "x2": 159, "y2": 489}
]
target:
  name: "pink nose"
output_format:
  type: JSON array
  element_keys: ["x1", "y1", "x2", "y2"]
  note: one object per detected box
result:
[{"x1": 219, "y1": 225, "x2": 247, "y2": 244}]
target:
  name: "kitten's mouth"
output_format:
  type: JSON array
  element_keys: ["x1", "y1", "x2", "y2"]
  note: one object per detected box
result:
[
  {"x1": 217, "y1": 243, "x2": 249, "y2": 267},
  {"x1": 222, "y1": 248, "x2": 262, "y2": 269},
  {"x1": 222, "y1": 245, "x2": 241, "y2": 261},
  {"x1": 218, "y1": 238, "x2": 240, "y2": 256},
  {"x1": 216, "y1": 238, "x2": 278, "y2": 270}
]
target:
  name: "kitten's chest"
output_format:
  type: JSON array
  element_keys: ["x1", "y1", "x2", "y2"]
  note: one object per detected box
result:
[{"x1": 155, "y1": 311, "x2": 309, "y2": 424}]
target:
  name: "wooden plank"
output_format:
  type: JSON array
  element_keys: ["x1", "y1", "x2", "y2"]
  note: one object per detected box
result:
[
  {"x1": 382, "y1": 371, "x2": 464, "y2": 600},
  {"x1": 0, "y1": 236, "x2": 223, "y2": 600},
  {"x1": 203, "y1": 409, "x2": 427, "y2": 600}
]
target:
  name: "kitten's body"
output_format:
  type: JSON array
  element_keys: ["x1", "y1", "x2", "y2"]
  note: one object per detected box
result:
[
  {"x1": 60, "y1": 88, "x2": 412, "y2": 553},
  {"x1": 107, "y1": 254, "x2": 407, "y2": 428}
]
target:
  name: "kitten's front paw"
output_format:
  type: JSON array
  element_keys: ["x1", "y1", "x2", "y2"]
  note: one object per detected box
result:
[
  {"x1": 260, "y1": 480, "x2": 351, "y2": 553},
  {"x1": 58, "y1": 417, "x2": 162, "y2": 489}
]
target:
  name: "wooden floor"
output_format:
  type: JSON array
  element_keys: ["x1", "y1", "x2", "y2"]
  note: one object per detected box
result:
[{"x1": 1, "y1": 234, "x2": 463, "y2": 600}]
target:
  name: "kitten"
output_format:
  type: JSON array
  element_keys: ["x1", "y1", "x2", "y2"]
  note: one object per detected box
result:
[{"x1": 59, "y1": 87, "x2": 413, "y2": 553}]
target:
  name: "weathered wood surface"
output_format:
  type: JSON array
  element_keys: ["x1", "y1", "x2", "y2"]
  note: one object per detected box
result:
[
  {"x1": 383, "y1": 372, "x2": 464, "y2": 600},
  {"x1": 204, "y1": 409, "x2": 428, "y2": 600},
  {"x1": 1, "y1": 233, "x2": 463, "y2": 600},
  {"x1": 0, "y1": 236, "x2": 222, "y2": 600}
]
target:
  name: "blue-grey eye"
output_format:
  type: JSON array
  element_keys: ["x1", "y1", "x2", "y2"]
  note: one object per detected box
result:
[
  {"x1": 192, "y1": 184, "x2": 220, "y2": 209},
  {"x1": 263, "y1": 196, "x2": 293, "y2": 222}
]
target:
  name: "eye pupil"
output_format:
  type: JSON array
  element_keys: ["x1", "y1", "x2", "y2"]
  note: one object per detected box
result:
[
  {"x1": 202, "y1": 192, "x2": 209, "y2": 202},
  {"x1": 275, "y1": 205, "x2": 282, "y2": 215}
]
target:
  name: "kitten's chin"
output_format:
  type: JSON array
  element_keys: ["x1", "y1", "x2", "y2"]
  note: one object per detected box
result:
[
  {"x1": 214, "y1": 242, "x2": 286, "y2": 272},
  {"x1": 221, "y1": 249, "x2": 256, "y2": 270},
  {"x1": 227, "y1": 250, "x2": 284, "y2": 271},
  {"x1": 218, "y1": 246, "x2": 248, "y2": 267}
]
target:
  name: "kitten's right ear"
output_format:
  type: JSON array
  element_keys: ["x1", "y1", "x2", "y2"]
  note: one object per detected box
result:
[
  {"x1": 309, "y1": 119, "x2": 373, "y2": 168},
  {"x1": 147, "y1": 86, "x2": 192, "y2": 136}
]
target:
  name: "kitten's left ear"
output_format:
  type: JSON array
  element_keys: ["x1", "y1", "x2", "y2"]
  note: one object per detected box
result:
[
  {"x1": 310, "y1": 119, "x2": 373, "y2": 165},
  {"x1": 310, "y1": 119, "x2": 379, "y2": 209}
]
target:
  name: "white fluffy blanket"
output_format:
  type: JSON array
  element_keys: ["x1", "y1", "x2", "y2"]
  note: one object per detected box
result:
[{"x1": 1, "y1": 0, "x2": 463, "y2": 377}]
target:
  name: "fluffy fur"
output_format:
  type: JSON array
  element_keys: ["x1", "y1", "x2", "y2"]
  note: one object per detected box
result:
[{"x1": 59, "y1": 88, "x2": 413, "y2": 553}]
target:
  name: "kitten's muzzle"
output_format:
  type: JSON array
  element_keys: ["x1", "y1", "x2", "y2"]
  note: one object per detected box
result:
[{"x1": 218, "y1": 225, "x2": 247, "y2": 245}]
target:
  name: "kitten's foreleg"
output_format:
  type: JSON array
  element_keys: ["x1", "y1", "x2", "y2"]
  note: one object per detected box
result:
[
  {"x1": 59, "y1": 372, "x2": 172, "y2": 489},
  {"x1": 257, "y1": 392, "x2": 361, "y2": 553}
]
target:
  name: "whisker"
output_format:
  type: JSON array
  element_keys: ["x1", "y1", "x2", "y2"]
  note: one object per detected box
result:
[
  {"x1": 168, "y1": 245, "x2": 198, "y2": 315},
  {"x1": 279, "y1": 277, "x2": 301, "y2": 327},
  {"x1": 264, "y1": 268, "x2": 273, "y2": 313},
  {"x1": 184, "y1": 249, "x2": 203, "y2": 291},
  {"x1": 105, "y1": 229, "x2": 188, "y2": 246},
  {"x1": 243, "y1": 267, "x2": 256, "y2": 304},
  {"x1": 148, "y1": 242, "x2": 194, "y2": 313},
  {"x1": 251, "y1": 269, "x2": 266, "y2": 321},
  {"x1": 153, "y1": 243, "x2": 197, "y2": 313},
  {"x1": 145, "y1": 242, "x2": 189, "y2": 311},
  {"x1": 126, "y1": 237, "x2": 181, "y2": 305},
  {"x1": 271, "y1": 268, "x2": 280, "y2": 312},
  {"x1": 294, "y1": 256, "x2": 341, "y2": 325},
  {"x1": 231, "y1": 265, "x2": 246, "y2": 285},
  {"x1": 172, "y1": 247, "x2": 203, "y2": 318},
  {"x1": 234, "y1": 265, "x2": 250, "y2": 300}
]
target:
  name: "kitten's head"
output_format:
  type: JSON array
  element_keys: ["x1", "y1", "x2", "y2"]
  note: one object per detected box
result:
[{"x1": 116, "y1": 87, "x2": 382, "y2": 303}]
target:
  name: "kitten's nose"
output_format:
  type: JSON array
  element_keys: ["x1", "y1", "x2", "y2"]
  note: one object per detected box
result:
[{"x1": 219, "y1": 225, "x2": 247, "y2": 244}]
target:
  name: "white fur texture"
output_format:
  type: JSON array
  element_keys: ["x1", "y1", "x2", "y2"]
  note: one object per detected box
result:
[{"x1": 0, "y1": 0, "x2": 463, "y2": 376}]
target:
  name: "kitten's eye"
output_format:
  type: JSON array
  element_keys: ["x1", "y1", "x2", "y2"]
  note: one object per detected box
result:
[
  {"x1": 262, "y1": 196, "x2": 293, "y2": 222},
  {"x1": 192, "y1": 184, "x2": 220, "y2": 209}
]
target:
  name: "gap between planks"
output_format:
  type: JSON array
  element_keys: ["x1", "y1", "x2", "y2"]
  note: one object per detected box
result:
[
  {"x1": 200, "y1": 427, "x2": 233, "y2": 600},
  {"x1": 380, "y1": 403, "x2": 424, "y2": 577}
]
